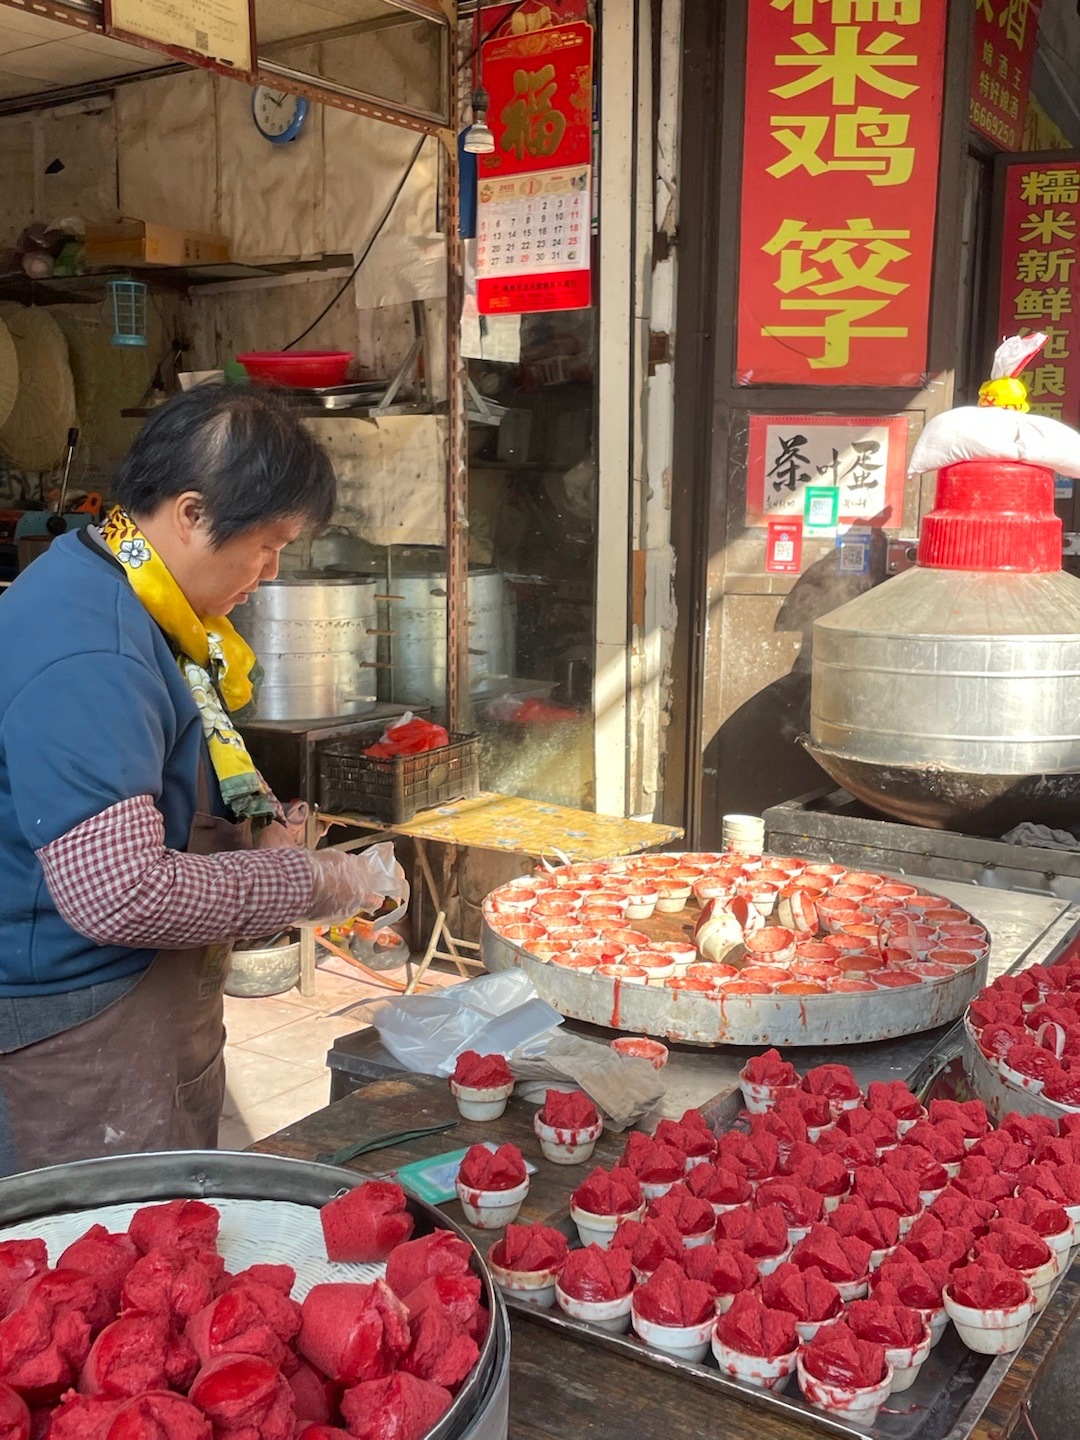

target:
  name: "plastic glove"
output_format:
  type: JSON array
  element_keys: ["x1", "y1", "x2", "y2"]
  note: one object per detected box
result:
[{"x1": 304, "y1": 843, "x2": 408, "y2": 925}]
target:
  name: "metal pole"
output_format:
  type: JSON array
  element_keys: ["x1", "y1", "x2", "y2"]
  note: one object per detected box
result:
[{"x1": 445, "y1": 27, "x2": 469, "y2": 734}]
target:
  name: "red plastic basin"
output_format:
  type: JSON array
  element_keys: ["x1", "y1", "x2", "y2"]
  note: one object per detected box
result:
[{"x1": 237, "y1": 351, "x2": 352, "y2": 388}]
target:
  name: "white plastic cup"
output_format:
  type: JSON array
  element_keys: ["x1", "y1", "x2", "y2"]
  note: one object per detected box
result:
[
  {"x1": 455, "y1": 1175, "x2": 529, "y2": 1229},
  {"x1": 711, "y1": 1335, "x2": 798, "y2": 1391},
  {"x1": 797, "y1": 1352, "x2": 894, "y2": 1427},
  {"x1": 943, "y1": 1285, "x2": 1037, "y2": 1354},
  {"x1": 631, "y1": 1305, "x2": 715, "y2": 1363},
  {"x1": 450, "y1": 1079, "x2": 514, "y2": 1122},
  {"x1": 556, "y1": 1282, "x2": 633, "y2": 1334},
  {"x1": 569, "y1": 1200, "x2": 645, "y2": 1250},
  {"x1": 534, "y1": 1112, "x2": 604, "y2": 1166}
]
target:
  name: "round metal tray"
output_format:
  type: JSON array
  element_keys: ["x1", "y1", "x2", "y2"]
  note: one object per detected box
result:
[
  {"x1": 0, "y1": 1150, "x2": 506, "y2": 1440},
  {"x1": 962, "y1": 1018, "x2": 1077, "y2": 1125},
  {"x1": 481, "y1": 859, "x2": 988, "y2": 1048}
]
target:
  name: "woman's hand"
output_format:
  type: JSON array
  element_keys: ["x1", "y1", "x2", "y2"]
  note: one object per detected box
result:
[{"x1": 256, "y1": 821, "x2": 299, "y2": 849}]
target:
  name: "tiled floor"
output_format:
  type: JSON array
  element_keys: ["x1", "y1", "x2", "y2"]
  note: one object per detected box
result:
[{"x1": 219, "y1": 958, "x2": 459, "y2": 1150}]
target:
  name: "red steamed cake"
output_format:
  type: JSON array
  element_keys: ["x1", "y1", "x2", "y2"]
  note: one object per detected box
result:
[
  {"x1": 753, "y1": 1180, "x2": 823, "y2": 1229},
  {"x1": 902, "y1": 1120, "x2": 967, "y2": 1165},
  {"x1": 120, "y1": 1247, "x2": 225, "y2": 1327},
  {"x1": 296, "y1": 1429, "x2": 351, "y2": 1440},
  {"x1": 853, "y1": 1167, "x2": 921, "y2": 1218},
  {"x1": 741, "y1": 1049, "x2": 798, "y2": 1089},
  {"x1": 558, "y1": 1246, "x2": 632, "y2": 1303},
  {"x1": 58, "y1": 1229, "x2": 139, "y2": 1313},
  {"x1": 385, "y1": 1233, "x2": 472, "y2": 1303},
  {"x1": 1001, "y1": 1114, "x2": 1058, "y2": 1150},
  {"x1": 40, "y1": 1393, "x2": 122, "y2": 1440},
  {"x1": 633, "y1": 1259, "x2": 713, "y2": 1327},
  {"x1": 751, "y1": 1109, "x2": 808, "y2": 1149},
  {"x1": 998, "y1": 1194, "x2": 1072, "y2": 1240},
  {"x1": 646, "y1": 1190, "x2": 714, "y2": 1239},
  {"x1": 619, "y1": 1135, "x2": 685, "y2": 1185},
  {"x1": 714, "y1": 1292, "x2": 797, "y2": 1359},
  {"x1": 188, "y1": 1356, "x2": 295, "y2": 1440},
  {"x1": 1033, "y1": 1137, "x2": 1080, "y2": 1169},
  {"x1": 1018, "y1": 1164, "x2": 1080, "y2": 1207},
  {"x1": 715, "y1": 1205, "x2": 788, "y2": 1260},
  {"x1": 0, "y1": 1246, "x2": 46, "y2": 1321},
  {"x1": 866, "y1": 1081, "x2": 924, "y2": 1123},
  {"x1": 930, "y1": 1189, "x2": 996, "y2": 1230},
  {"x1": 801, "y1": 1321, "x2": 887, "y2": 1389},
  {"x1": 491, "y1": 1225, "x2": 568, "y2": 1274},
  {"x1": 928, "y1": 1099, "x2": 990, "y2": 1142},
  {"x1": 761, "y1": 1263, "x2": 842, "y2": 1323},
  {"x1": 571, "y1": 1167, "x2": 642, "y2": 1217},
  {"x1": 829, "y1": 1202, "x2": 899, "y2": 1253},
  {"x1": 227, "y1": 1266, "x2": 294, "y2": 1296},
  {"x1": 320, "y1": 1181, "x2": 414, "y2": 1265},
  {"x1": 684, "y1": 1163, "x2": 751, "y2": 1208},
  {"x1": 845, "y1": 1299, "x2": 927, "y2": 1349},
  {"x1": 904, "y1": 1215, "x2": 972, "y2": 1269},
  {"x1": 952, "y1": 1159, "x2": 1015, "y2": 1206},
  {"x1": 835, "y1": 1109, "x2": 898, "y2": 1149},
  {"x1": 1005, "y1": 1044, "x2": 1063, "y2": 1085},
  {"x1": 104, "y1": 1392, "x2": 212, "y2": 1440},
  {"x1": 126, "y1": 1202, "x2": 219, "y2": 1258},
  {"x1": 949, "y1": 1261, "x2": 1032, "y2": 1310},
  {"x1": 451, "y1": 1052, "x2": 511, "y2": 1090},
  {"x1": 0, "y1": 1296, "x2": 92, "y2": 1405},
  {"x1": 400, "y1": 1302, "x2": 478, "y2": 1392},
  {"x1": 219, "y1": 1276, "x2": 301, "y2": 1349},
  {"x1": 734, "y1": 1133, "x2": 781, "y2": 1185},
  {"x1": 801, "y1": 1064, "x2": 860, "y2": 1103},
  {"x1": 814, "y1": 1129, "x2": 877, "y2": 1172},
  {"x1": 14, "y1": 1271, "x2": 111, "y2": 1335},
  {"x1": 298, "y1": 1281, "x2": 410, "y2": 1387},
  {"x1": 883, "y1": 1145, "x2": 949, "y2": 1196},
  {"x1": 456, "y1": 1145, "x2": 526, "y2": 1193},
  {"x1": 400, "y1": 1275, "x2": 483, "y2": 1342},
  {"x1": 0, "y1": 1384, "x2": 27, "y2": 1440},
  {"x1": 871, "y1": 1255, "x2": 949, "y2": 1310},
  {"x1": 80, "y1": 1315, "x2": 195, "y2": 1398},
  {"x1": 186, "y1": 1290, "x2": 295, "y2": 1374},
  {"x1": 287, "y1": 1360, "x2": 335, "y2": 1426},
  {"x1": 791, "y1": 1225, "x2": 871, "y2": 1284},
  {"x1": 974, "y1": 1222, "x2": 1053, "y2": 1273},
  {"x1": 654, "y1": 1116, "x2": 716, "y2": 1160},
  {"x1": 970, "y1": 1132, "x2": 1036, "y2": 1182},
  {"x1": 340, "y1": 1373, "x2": 452, "y2": 1440},
  {"x1": 784, "y1": 1093, "x2": 833, "y2": 1129},
  {"x1": 683, "y1": 1243, "x2": 759, "y2": 1300},
  {"x1": 540, "y1": 1092, "x2": 599, "y2": 1131},
  {"x1": 1042, "y1": 1067, "x2": 1080, "y2": 1106},
  {"x1": 979, "y1": 1023, "x2": 1025, "y2": 1060}
]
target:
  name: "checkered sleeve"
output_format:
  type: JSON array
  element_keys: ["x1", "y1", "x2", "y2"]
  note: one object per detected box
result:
[{"x1": 37, "y1": 795, "x2": 315, "y2": 949}]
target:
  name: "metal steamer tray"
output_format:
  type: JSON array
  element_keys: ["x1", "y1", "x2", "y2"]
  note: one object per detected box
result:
[
  {"x1": 505, "y1": 1088, "x2": 1076, "y2": 1440},
  {"x1": 481, "y1": 858, "x2": 989, "y2": 1048},
  {"x1": 0, "y1": 1150, "x2": 509, "y2": 1440}
]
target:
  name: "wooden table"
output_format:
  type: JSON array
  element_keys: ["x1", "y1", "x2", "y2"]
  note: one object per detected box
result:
[{"x1": 252, "y1": 1073, "x2": 1080, "y2": 1440}]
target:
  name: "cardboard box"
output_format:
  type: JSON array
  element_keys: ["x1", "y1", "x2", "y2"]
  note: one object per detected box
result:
[{"x1": 84, "y1": 221, "x2": 230, "y2": 268}]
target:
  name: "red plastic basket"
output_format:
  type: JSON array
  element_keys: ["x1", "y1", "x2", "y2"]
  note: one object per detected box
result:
[{"x1": 237, "y1": 351, "x2": 352, "y2": 388}]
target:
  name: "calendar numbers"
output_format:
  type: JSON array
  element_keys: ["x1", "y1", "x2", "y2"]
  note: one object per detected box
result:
[{"x1": 477, "y1": 165, "x2": 591, "y2": 278}]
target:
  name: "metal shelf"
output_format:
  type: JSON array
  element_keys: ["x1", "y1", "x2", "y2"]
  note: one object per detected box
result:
[{"x1": 0, "y1": 255, "x2": 354, "y2": 306}]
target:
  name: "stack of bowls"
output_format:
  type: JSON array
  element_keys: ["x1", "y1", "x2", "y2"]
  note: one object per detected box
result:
[{"x1": 722, "y1": 813, "x2": 765, "y2": 854}]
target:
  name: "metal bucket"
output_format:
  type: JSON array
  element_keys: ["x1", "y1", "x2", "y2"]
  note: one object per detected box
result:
[
  {"x1": 379, "y1": 554, "x2": 515, "y2": 714},
  {"x1": 0, "y1": 1150, "x2": 510, "y2": 1440},
  {"x1": 233, "y1": 573, "x2": 378, "y2": 721}
]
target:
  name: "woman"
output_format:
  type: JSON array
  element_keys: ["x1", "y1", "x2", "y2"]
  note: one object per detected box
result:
[{"x1": 0, "y1": 385, "x2": 385, "y2": 1175}]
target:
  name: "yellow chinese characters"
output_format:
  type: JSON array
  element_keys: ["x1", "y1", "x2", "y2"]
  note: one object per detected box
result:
[
  {"x1": 771, "y1": 0, "x2": 920, "y2": 22},
  {"x1": 500, "y1": 65, "x2": 567, "y2": 163},
  {"x1": 768, "y1": 105, "x2": 913, "y2": 185},
  {"x1": 1010, "y1": 169, "x2": 1077, "y2": 419}
]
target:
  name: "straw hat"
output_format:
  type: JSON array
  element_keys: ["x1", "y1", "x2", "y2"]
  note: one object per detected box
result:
[
  {"x1": 0, "y1": 315, "x2": 16, "y2": 432},
  {"x1": 0, "y1": 304, "x2": 77, "y2": 472}
]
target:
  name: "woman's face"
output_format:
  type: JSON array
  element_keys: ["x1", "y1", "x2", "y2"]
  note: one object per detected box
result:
[{"x1": 186, "y1": 515, "x2": 306, "y2": 616}]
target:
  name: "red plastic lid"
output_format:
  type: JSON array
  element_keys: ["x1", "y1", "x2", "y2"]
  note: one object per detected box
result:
[{"x1": 917, "y1": 460, "x2": 1061, "y2": 573}]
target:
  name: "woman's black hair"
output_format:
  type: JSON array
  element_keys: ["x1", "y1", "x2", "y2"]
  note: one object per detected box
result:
[{"x1": 112, "y1": 384, "x2": 336, "y2": 544}]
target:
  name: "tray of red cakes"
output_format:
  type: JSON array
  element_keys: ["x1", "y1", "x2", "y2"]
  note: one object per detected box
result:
[
  {"x1": 0, "y1": 1150, "x2": 508, "y2": 1440},
  {"x1": 964, "y1": 950, "x2": 1080, "y2": 1124},
  {"x1": 481, "y1": 853, "x2": 990, "y2": 1047},
  {"x1": 485, "y1": 1057, "x2": 1078, "y2": 1440}
]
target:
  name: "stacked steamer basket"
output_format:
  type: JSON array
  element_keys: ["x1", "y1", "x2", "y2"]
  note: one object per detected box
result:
[{"x1": 481, "y1": 853, "x2": 990, "y2": 1047}]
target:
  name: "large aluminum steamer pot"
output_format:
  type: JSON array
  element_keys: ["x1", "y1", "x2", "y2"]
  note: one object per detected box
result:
[
  {"x1": 0, "y1": 1150, "x2": 510, "y2": 1440},
  {"x1": 233, "y1": 573, "x2": 378, "y2": 721}
]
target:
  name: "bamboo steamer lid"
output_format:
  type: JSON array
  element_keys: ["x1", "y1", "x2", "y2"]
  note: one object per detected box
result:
[
  {"x1": 0, "y1": 304, "x2": 77, "y2": 471},
  {"x1": 0, "y1": 316, "x2": 16, "y2": 431}
]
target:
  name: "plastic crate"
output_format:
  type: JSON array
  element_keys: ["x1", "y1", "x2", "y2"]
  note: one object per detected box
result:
[{"x1": 317, "y1": 733, "x2": 480, "y2": 824}]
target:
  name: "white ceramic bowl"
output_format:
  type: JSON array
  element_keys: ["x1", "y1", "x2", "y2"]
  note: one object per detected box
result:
[
  {"x1": 794, "y1": 1311, "x2": 843, "y2": 1345},
  {"x1": 456, "y1": 1175, "x2": 530, "y2": 1230},
  {"x1": 641, "y1": 1178, "x2": 680, "y2": 1202},
  {"x1": 834, "y1": 1274, "x2": 870, "y2": 1303},
  {"x1": 570, "y1": 1200, "x2": 645, "y2": 1249},
  {"x1": 711, "y1": 1336, "x2": 798, "y2": 1391},
  {"x1": 797, "y1": 1352, "x2": 894, "y2": 1427},
  {"x1": 631, "y1": 1305, "x2": 715, "y2": 1363},
  {"x1": 755, "y1": 1242, "x2": 793, "y2": 1278},
  {"x1": 556, "y1": 1282, "x2": 633, "y2": 1334},
  {"x1": 1019, "y1": 1254, "x2": 1060, "y2": 1313},
  {"x1": 682, "y1": 1227, "x2": 716, "y2": 1250},
  {"x1": 534, "y1": 1112, "x2": 604, "y2": 1166},
  {"x1": 1043, "y1": 1219, "x2": 1075, "y2": 1264},
  {"x1": 737, "y1": 1074, "x2": 797, "y2": 1115},
  {"x1": 884, "y1": 1329, "x2": 932, "y2": 1394},
  {"x1": 487, "y1": 1253, "x2": 560, "y2": 1309},
  {"x1": 943, "y1": 1285, "x2": 1037, "y2": 1354},
  {"x1": 450, "y1": 1079, "x2": 514, "y2": 1122}
]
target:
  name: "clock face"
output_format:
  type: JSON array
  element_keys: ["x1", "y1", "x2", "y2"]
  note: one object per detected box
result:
[{"x1": 252, "y1": 87, "x2": 307, "y2": 142}]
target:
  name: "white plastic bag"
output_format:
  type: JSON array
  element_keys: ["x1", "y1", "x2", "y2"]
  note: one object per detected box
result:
[
  {"x1": 349, "y1": 841, "x2": 410, "y2": 931},
  {"x1": 351, "y1": 970, "x2": 563, "y2": 1077},
  {"x1": 909, "y1": 406, "x2": 1080, "y2": 478}
]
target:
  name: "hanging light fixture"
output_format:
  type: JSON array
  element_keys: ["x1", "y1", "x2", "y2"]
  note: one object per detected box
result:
[{"x1": 463, "y1": 85, "x2": 495, "y2": 154}]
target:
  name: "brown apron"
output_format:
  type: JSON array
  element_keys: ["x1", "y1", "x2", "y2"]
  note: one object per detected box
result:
[{"x1": 0, "y1": 773, "x2": 252, "y2": 1173}]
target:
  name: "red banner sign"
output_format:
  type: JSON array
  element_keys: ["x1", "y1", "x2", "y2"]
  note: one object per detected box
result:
[
  {"x1": 998, "y1": 156, "x2": 1080, "y2": 427},
  {"x1": 737, "y1": 0, "x2": 947, "y2": 387},
  {"x1": 970, "y1": 0, "x2": 1040, "y2": 153},
  {"x1": 479, "y1": 22, "x2": 593, "y2": 178}
]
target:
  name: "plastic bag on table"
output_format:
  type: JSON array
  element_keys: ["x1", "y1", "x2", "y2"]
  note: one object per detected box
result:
[{"x1": 349, "y1": 970, "x2": 563, "y2": 1077}]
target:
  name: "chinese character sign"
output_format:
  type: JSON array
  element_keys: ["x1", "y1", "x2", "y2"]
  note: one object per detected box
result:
[
  {"x1": 998, "y1": 158, "x2": 1080, "y2": 427},
  {"x1": 746, "y1": 414, "x2": 908, "y2": 525},
  {"x1": 738, "y1": 1, "x2": 947, "y2": 387},
  {"x1": 970, "y1": 0, "x2": 1040, "y2": 152},
  {"x1": 480, "y1": 22, "x2": 593, "y2": 177}
]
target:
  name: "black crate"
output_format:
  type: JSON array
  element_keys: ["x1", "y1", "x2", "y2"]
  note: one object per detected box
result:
[{"x1": 317, "y1": 733, "x2": 480, "y2": 824}]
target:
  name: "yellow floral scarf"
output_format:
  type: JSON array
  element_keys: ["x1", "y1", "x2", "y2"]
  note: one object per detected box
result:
[{"x1": 100, "y1": 506, "x2": 274, "y2": 823}]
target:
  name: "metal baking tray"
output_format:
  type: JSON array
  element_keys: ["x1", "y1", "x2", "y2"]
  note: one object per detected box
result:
[
  {"x1": 502, "y1": 1086, "x2": 1075, "y2": 1440},
  {"x1": 286, "y1": 381, "x2": 389, "y2": 410}
]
